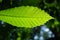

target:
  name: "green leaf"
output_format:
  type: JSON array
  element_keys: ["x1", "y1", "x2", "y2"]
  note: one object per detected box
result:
[{"x1": 0, "y1": 6, "x2": 53, "y2": 28}]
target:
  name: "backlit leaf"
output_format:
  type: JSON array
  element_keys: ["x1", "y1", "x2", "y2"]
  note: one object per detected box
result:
[{"x1": 0, "y1": 6, "x2": 53, "y2": 28}]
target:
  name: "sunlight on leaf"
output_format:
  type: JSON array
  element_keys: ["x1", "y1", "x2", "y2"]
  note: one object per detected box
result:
[{"x1": 0, "y1": 6, "x2": 53, "y2": 28}]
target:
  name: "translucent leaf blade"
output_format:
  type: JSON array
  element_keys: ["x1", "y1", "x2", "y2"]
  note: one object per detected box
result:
[{"x1": 0, "y1": 6, "x2": 53, "y2": 28}]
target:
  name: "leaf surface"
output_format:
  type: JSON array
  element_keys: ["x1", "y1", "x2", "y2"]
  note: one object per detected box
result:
[{"x1": 0, "y1": 6, "x2": 53, "y2": 28}]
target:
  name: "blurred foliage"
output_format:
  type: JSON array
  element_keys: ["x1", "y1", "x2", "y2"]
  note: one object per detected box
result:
[
  {"x1": 0, "y1": 0, "x2": 2, "y2": 2},
  {"x1": 0, "y1": 0, "x2": 60, "y2": 40},
  {"x1": 20, "y1": 0, "x2": 40, "y2": 6}
]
